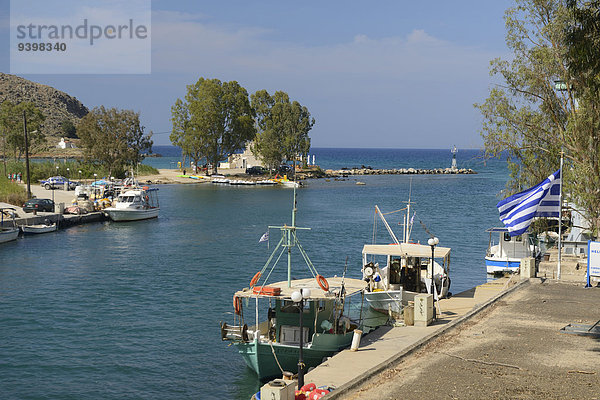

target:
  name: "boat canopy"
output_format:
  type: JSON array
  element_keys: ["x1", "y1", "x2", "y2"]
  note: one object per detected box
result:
[
  {"x1": 362, "y1": 243, "x2": 451, "y2": 259},
  {"x1": 234, "y1": 277, "x2": 367, "y2": 300}
]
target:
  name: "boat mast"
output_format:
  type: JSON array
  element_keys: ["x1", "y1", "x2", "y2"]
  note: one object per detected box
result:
[
  {"x1": 287, "y1": 185, "x2": 298, "y2": 287},
  {"x1": 375, "y1": 205, "x2": 400, "y2": 245},
  {"x1": 405, "y1": 180, "x2": 413, "y2": 243}
]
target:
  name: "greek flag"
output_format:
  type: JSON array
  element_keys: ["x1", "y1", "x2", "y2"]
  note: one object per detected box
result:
[
  {"x1": 259, "y1": 231, "x2": 269, "y2": 243},
  {"x1": 497, "y1": 169, "x2": 561, "y2": 236}
]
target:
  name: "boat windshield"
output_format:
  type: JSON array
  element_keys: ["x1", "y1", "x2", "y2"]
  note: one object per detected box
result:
[{"x1": 118, "y1": 195, "x2": 136, "y2": 203}]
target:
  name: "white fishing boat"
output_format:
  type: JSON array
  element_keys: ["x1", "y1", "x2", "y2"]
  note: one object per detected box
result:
[
  {"x1": 22, "y1": 219, "x2": 58, "y2": 235},
  {"x1": 0, "y1": 208, "x2": 19, "y2": 244},
  {"x1": 362, "y1": 242, "x2": 451, "y2": 315},
  {"x1": 485, "y1": 227, "x2": 539, "y2": 274},
  {"x1": 361, "y1": 197, "x2": 451, "y2": 317},
  {"x1": 104, "y1": 186, "x2": 159, "y2": 222}
]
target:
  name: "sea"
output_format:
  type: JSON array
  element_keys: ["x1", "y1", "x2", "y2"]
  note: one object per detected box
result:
[{"x1": 0, "y1": 146, "x2": 510, "y2": 400}]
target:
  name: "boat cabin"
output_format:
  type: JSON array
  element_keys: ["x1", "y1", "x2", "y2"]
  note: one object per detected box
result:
[
  {"x1": 486, "y1": 227, "x2": 537, "y2": 260},
  {"x1": 362, "y1": 243, "x2": 451, "y2": 298}
]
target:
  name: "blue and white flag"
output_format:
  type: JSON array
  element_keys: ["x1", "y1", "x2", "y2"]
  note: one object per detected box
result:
[
  {"x1": 259, "y1": 231, "x2": 269, "y2": 243},
  {"x1": 497, "y1": 169, "x2": 561, "y2": 236}
]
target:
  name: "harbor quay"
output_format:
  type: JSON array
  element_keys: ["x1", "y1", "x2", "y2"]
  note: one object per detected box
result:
[{"x1": 305, "y1": 277, "x2": 600, "y2": 399}]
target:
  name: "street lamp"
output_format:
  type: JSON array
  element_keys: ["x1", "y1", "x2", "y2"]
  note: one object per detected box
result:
[
  {"x1": 291, "y1": 288, "x2": 310, "y2": 389},
  {"x1": 66, "y1": 167, "x2": 70, "y2": 179},
  {"x1": 78, "y1": 170, "x2": 82, "y2": 183},
  {"x1": 427, "y1": 237, "x2": 439, "y2": 321}
]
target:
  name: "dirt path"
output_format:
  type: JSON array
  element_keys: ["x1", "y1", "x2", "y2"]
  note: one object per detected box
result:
[{"x1": 344, "y1": 281, "x2": 600, "y2": 400}]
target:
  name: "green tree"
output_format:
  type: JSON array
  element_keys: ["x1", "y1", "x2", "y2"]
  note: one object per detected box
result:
[
  {"x1": 563, "y1": 0, "x2": 600, "y2": 235},
  {"x1": 477, "y1": 0, "x2": 600, "y2": 236},
  {"x1": 251, "y1": 90, "x2": 314, "y2": 172},
  {"x1": 0, "y1": 101, "x2": 45, "y2": 162},
  {"x1": 60, "y1": 119, "x2": 78, "y2": 139},
  {"x1": 170, "y1": 78, "x2": 255, "y2": 174},
  {"x1": 77, "y1": 106, "x2": 153, "y2": 178}
]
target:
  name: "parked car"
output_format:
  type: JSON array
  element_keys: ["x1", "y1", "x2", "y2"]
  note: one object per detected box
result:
[
  {"x1": 246, "y1": 166, "x2": 266, "y2": 175},
  {"x1": 40, "y1": 176, "x2": 78, "y2": 190},
  {"x1": 23, "y1": 198, "x2": 55, "y2": 213},
  {"x1": 278, "y1": 164, "x2": 293, "y2": 174}
]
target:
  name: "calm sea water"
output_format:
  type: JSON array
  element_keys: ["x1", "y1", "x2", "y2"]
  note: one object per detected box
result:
[{"x1": 0, "y1": 148, "x2": 508, "y2": 399}]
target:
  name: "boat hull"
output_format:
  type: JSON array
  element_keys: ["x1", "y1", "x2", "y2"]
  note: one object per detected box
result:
[
  {"x1": 104, "y1": 208, "x2": 159, "y2": 221},
  {"x1": 22, "y1": 224, "x2": 57, "y2": 235},
  {"x1": 0, "y1": 228, "x2": 19, "y2": 243},
  {"x1": 234, "y1": 331, "x2": 354, "y2": 380},
  {"x1": 485, "y1": 257, "x2": 521, "y2": 274},
  {"x1": 365, "y1": 290, "x2": 403, "y2": 315}
]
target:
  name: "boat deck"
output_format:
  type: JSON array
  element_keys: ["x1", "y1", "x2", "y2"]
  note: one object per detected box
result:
[
  {"x1": 305, "y1": 276, "x2": 521, "y2": 392},
  {"x1": 234, "y1": 277, "x2": 367, "y2": 300}
]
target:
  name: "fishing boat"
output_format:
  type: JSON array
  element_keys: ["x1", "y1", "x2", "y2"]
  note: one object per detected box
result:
[
  {"x1": 220, "y1": 189, "x2": 367, "y2": 380},
  {"x1": 361, "y1": 199, "x2": 451, "y2": 317},
  {"x1": 0, "y1": 208, "x2": 19, "y2": 244},
  {"x1": 22, "y1": 219, "x2": 58, "y2": 235},
  {"x1": 103, "y1": 186, "x2": 159, "y2": 222},
  {"x1": 485, "y1": 227, "x2": 539, "y2": 274}
]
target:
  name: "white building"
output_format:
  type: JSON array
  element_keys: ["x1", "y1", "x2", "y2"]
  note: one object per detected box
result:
[
  {"x1": 220, "y1": 142, "x2": 262, "y2": 170},
  {"x1": 57, "y1": 137, "x2": 76, "y2": 149}
]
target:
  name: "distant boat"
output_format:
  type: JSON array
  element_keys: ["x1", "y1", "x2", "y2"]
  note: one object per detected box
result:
[
  {"x1": 0, "y1": 208, "x2": 19, "y2": 244},
  {"x1": 485, "y1": 227, "x2": 539, "y2": 274},
  {"x1": 104, "y1": 187, "x2": 159, "y2": 222}
]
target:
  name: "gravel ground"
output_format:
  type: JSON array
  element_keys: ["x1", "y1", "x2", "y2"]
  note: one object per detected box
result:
[{"x1": 344, "y1": 280, "x2": 600, "y2": 400}]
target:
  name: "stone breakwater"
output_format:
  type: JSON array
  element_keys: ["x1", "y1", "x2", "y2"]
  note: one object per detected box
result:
[{"x1": 324, "y1": 167, "x2": 476, "y2": 176}]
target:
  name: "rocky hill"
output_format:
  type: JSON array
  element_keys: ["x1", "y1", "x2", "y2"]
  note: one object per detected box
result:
[{"x1": 0, "y1": 73, "x2": 89, "y2": 145}]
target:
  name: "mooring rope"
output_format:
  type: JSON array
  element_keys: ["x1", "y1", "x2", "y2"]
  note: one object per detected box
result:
[{"x1": 269, "y1": 340, "x2": 285, "y2": 375}]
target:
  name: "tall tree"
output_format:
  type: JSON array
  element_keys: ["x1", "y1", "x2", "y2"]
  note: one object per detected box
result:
[
  {"x1": 477, "y1": 0, "x2": 600, "y2": 236},
  {"x1": 77, "y1": 106, "x2": 153, "y2": 177},
  {"x1": 0, "y1": 101, "x2": 45, "y2": 161},
  {"x1": 170, "y1": 78, "x2": 255, "y2": 174},
  {"x1": 564, "y1": 0, "x2": 600, "y2": 235},
  {"x1": 251, "y1": 90, "x2": 314, "y2": 172}
]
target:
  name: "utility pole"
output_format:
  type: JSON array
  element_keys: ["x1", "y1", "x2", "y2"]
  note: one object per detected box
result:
[{"x1": 23, "y1": 110, "x2": 31, "y2": 199}]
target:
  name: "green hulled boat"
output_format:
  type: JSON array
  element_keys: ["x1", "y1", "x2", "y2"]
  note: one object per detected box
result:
[{"x1": 220, "y1": 189, "x2": 367, "y2": 380}]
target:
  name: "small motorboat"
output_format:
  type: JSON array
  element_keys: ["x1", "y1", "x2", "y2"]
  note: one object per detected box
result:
[
  {"x1": 485, "y1": 227, "x2": 539, "y2": 274},
  {"x1": 104, "y1": 186, "x2": 159, "y2": 222},
  {"x1": 0, "y1": 208, "x2": 19, "y2": 244},
  {"x1": 22, "y1": 219, "x2": 58, "y2": 235}
]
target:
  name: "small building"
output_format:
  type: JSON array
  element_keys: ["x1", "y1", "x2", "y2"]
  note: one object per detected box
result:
[
  {"x1": 220, "y1": 142, "x2": 262, "y2": 170},
  {"x1": 57, "y1": 137, "x2": 76, "y2": 149}
]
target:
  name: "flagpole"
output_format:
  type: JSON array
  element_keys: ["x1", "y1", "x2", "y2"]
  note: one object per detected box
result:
[{"x1": 557, "y1": 150, "x2": 564, "y2": 280}]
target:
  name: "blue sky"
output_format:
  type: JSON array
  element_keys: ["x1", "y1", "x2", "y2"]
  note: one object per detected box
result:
[{"x1": 0, "y1": 0, "x2": 515, "y2": 148}]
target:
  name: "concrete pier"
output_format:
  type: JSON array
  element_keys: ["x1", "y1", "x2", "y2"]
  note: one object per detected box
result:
[
  {"x1": 306, "y1": 277, "x2": 523, "y2": 396},
  {"x1": 324, "y1": 167, "x2": 476, "y2": 177}
]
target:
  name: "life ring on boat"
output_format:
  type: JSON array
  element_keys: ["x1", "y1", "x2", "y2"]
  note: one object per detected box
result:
[
  {"x1": 233, "y1": 295, "x2": 242, "y2": 315},
  {"x1": 250, "y1": 271, "x2": 261, "y2": 287},
  {"x1": 316, "y1": 274, "x2": 329, "y2": 291}
]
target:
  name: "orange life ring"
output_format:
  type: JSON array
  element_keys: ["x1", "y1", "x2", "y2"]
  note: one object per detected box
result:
[
  {"x1": 250, "y1": 271, "x2": 261, "y2": 287},
  {"x1": 233, "y1": 295, "x2": 241, "y2": 315},
  {"x1": 316, "y1": 274, "x2": 329, "y2": 291}
]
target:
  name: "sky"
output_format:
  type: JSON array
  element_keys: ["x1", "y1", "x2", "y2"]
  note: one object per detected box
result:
[{"x1": 0, "y1": 0, "x2": 515, "y2": 148}]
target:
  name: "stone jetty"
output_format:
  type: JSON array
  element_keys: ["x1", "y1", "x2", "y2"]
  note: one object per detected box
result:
[{"x1": 324, "y1": 167, "x2": 476, "y2": 176}]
